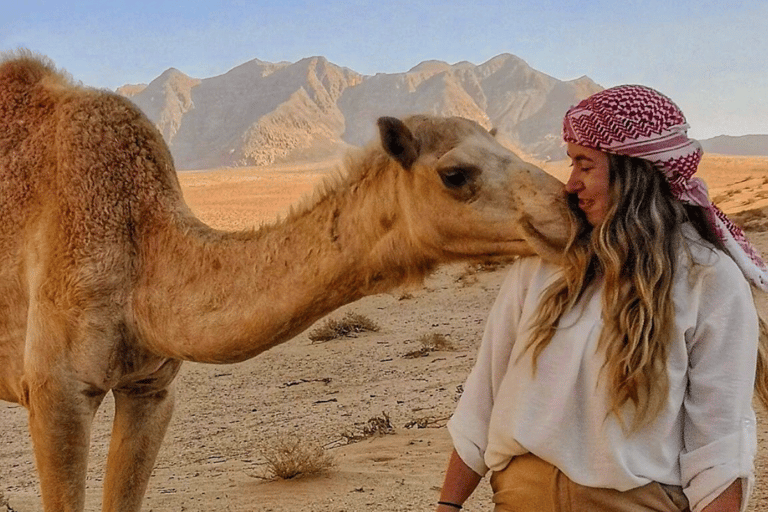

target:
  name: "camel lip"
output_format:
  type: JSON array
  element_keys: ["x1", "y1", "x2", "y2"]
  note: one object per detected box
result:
[{"x1": 442, "y1": 238, "x2": 530, "y2": 258}]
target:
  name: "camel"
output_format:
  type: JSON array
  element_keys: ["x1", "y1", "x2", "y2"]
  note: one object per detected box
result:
[{"x1": 0, "y1": 52, "x2": 573, "y2": 512}]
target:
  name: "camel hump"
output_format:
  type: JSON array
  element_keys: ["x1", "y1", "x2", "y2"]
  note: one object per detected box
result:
[
  {"x1": 0, "y1": 50, "x2": 65, "y2": 89},
  {"x1": 0, "y1": 50, "x2": 71, "y2": 135}
]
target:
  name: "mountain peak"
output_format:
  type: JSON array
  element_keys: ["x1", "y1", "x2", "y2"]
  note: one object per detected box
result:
[
  {"x1": 158, "y1": 67, "x2": 186, "y2": 78},
  {"x1": 408, "y1": 60, "x2": 452, "y2": 74},
  {"x1": 484, "y1": 53, "x2": 527, "y2": 66}
]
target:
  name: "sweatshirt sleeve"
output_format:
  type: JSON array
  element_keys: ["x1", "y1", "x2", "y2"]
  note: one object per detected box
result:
[
  {"x1": 447, "y1": 258, "x2": 535, "y2": 475},
  {"x1": 680, "y1": 257, "x2": 759, "y2": 512}
]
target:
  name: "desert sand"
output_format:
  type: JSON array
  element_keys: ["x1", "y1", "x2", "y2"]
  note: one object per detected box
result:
[{"x1": 1, "y1": 154, "x2": 767, "y2": 511}]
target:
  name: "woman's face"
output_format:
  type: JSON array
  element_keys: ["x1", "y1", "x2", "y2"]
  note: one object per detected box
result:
[{"x1": 565, "y1": 143, "x2": 612, "y2": 227}]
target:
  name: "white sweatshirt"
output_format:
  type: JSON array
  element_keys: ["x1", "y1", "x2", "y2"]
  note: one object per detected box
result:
[{"x1": 448, "y1": 228, "x2": 759, "y2": 512}]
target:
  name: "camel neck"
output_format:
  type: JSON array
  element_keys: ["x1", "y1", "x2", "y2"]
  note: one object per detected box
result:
[{"x1": 131, "y1": 164, "x2": 430, "y2": 364}]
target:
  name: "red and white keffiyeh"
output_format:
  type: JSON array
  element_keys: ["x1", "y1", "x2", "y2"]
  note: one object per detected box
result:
[{"x1": 563, "y1": 84, "x2": 768, "y2": 292}]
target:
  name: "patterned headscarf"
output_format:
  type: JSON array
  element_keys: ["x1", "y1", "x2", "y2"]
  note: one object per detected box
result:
[{"x1": 563, "y1": 84, "x2": 768, "y2": 292}]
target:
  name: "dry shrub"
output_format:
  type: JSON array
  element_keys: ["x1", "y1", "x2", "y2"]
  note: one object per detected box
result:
[
  {"x1": 308, "y1": 312, "x2": 380, "y2": 342},
  {"x1": 341, "y1": 412, "x2": 394, "y2": 443},
  {"x1": 404, "y1": 415, "x2": 450, "y2": 429},
  {"x1": 419, "y1": 333, "x2": 453, "y2": 351},
  {"x1": 403, "y1": 333, "x2": 453, "y2": 358},
  {"x1": 261, "y1": 436, "x2": 335, "y2": 480}
]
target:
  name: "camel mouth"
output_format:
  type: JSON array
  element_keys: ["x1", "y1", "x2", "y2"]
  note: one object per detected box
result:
[{"x1": 517, "y1": 217, "x2": 570, "y2": 262}]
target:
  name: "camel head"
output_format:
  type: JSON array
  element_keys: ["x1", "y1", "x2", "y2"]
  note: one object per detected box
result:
[{"x1": 377, "y1": 115, "x2": 573, "y2": 264}]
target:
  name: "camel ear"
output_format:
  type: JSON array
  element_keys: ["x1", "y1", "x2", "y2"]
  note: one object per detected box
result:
[{"x1": 377, "y1": 116, "x2": 419, "y2": 170}]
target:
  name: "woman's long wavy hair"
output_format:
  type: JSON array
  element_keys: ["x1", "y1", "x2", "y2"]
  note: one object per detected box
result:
[{"x1": 523, "y1": 153, "x2": 744, "y2": 431}]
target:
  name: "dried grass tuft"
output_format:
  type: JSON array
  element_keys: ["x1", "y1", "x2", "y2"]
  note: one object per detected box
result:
[
  {"x1": 341, "y1": 412, "x2": 395, "y2": 444},
  {"x1": 308, "y1": 312, "x2": 380, "y2": 342},
  {"x1": 419, "y1": 333, "x2": 453, "y2": 351},
  {"x1": 261, "y1": 436, "x2": 335, "y2": 480},
  {"x1": 403, "y1": 333, "x2": 454, "y2": 358}
]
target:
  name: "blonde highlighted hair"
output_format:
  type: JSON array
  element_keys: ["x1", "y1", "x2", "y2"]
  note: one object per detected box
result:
[{"x1": 524, "y1": 154, "x2": 768, "y2": 430}]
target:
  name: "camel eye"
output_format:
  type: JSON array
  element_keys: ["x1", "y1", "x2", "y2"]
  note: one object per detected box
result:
[{"x1": 439, "y1": 166, "x2": 478, "y2": 190}]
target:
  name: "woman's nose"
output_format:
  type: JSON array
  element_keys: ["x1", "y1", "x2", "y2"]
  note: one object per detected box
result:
[{"x1": 565, "y1": 171, "x2": 582, "y2": 194}]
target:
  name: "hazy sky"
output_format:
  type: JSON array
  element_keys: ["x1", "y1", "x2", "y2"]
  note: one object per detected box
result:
[{"x1": 3, "y1": 0, "x2": 767, "y2": 139}]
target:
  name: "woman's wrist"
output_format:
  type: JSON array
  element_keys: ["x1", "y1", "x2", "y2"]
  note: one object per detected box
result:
[{"x1": 437, "y1": 501, "x2": 463, "y2": 510}]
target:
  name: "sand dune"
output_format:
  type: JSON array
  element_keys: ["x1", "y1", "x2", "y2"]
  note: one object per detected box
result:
[{"x1": 2, "y1": 154, "x2": 767, "y2": 511}]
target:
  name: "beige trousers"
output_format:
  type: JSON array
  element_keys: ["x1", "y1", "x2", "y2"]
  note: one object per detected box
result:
[{"x1": 490, "y1": 454, "x2": 689, "y2": 512}]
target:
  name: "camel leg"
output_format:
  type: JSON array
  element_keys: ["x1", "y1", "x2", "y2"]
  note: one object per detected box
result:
[
  {"x1": 25, "y1": 377, "x2": 105, "y2": 512},
  {"x1": 101, "y1": 383, "x2": 176, "y2": 512}
]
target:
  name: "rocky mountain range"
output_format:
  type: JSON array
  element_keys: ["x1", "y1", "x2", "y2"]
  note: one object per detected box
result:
[
  {"x1": 700, "y1": 135, "x2": 768, "y2": 157},
  {"x1": 118, "y1": 53, "x2": 767, "y2": 170},
  {"x1": 117, "y1": 53, "x2": 605, "y2": 170}
]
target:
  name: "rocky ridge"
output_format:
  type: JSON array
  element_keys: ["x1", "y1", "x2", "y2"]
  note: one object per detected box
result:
[{"x1": 119, "y1": 53, "x2": 604, "y2": 169}]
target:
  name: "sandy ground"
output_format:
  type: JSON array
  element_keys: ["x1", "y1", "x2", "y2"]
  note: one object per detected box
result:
[{"x1": 1, "y1": 154, "x2": 768, "y2": 511}]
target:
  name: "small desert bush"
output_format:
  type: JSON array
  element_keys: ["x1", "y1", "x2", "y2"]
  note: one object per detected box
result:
[
  {"x1": 403, "y1": 333, "x2": 453, "y2": 358},
  {"x1": 261, "y1": 436, "x2": 335, "y2": 480},
  {"x1": 419, "y1": 333, "x2": 453, "y2": 351},
  {"x1": 308, "y1": 312, "x2": 380, "y2": 342},
  {"x1": 341, "y1": 412, "x2": 395, "y2": 443}
]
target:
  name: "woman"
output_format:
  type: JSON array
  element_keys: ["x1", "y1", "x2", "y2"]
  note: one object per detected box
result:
[{"x1": 436, "y1": 85, "x2": 768, "y2": 512}]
